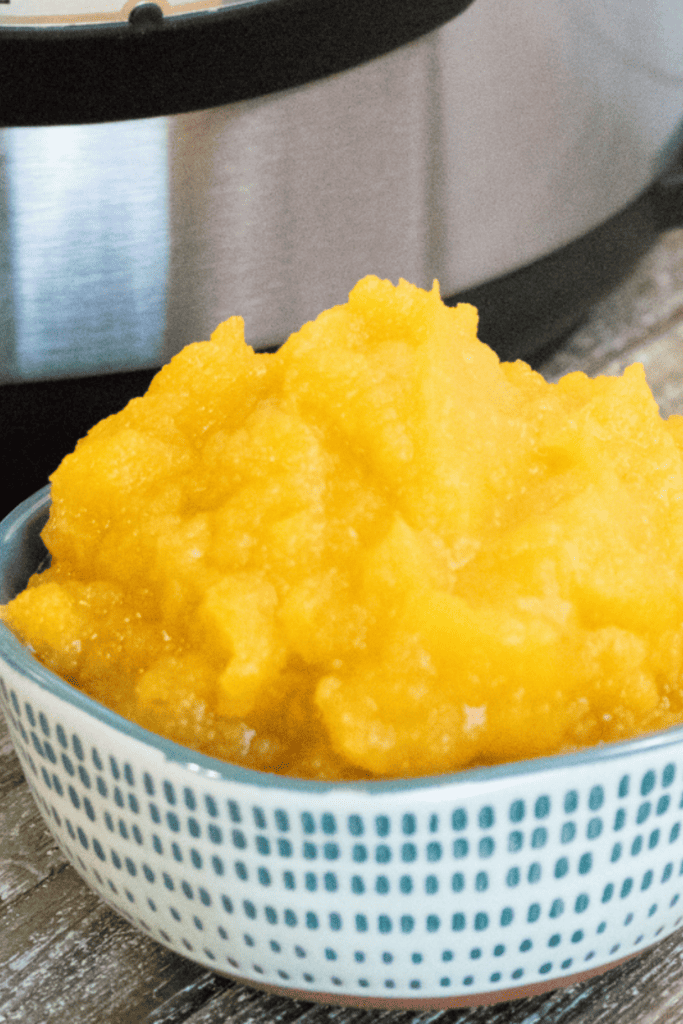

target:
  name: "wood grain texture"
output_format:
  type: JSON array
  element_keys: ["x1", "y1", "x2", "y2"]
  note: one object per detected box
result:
[
  {"x1": 0, "y1": 781, "x2": 65, "y2": 909},
  {"x1": 0, "y1": 864, "x2": 210, "y2": 1024},
  {"x1": 541, "y1": 227, "x2": 683, "y2": 385},
  {"x1": 0, "y1": 707, "x2": 27, "y2": 800}
]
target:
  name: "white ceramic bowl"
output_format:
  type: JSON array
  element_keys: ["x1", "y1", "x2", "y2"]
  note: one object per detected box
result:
[{"x1": 3, "y1": 487, "x2": 683, "y2": 1009}]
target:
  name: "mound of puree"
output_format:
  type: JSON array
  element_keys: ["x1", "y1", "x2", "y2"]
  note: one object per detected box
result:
[{"x1": 4, "y1": 276, "x2": 683, "y2": 779}]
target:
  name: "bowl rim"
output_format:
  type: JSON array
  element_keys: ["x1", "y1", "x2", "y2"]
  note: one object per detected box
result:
[{"x1": 3, "y1": 485, "x2": 683, "y2": 795}]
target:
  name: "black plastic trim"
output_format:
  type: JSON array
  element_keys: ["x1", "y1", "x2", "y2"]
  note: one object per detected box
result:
[
  {"x1": 0, "y1": 0, "x2": 476, "y2": 126},
  {"x1": 447, "y1": 191, "x2": 658, "y2": 366},
  {"x1": 445, "y1": 134, "x2": 683, "y2": 364}
]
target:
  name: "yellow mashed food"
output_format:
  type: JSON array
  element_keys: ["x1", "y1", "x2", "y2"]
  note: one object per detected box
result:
[{"x1": 4, "y1": 276, "x2": 683, "y2": 779}]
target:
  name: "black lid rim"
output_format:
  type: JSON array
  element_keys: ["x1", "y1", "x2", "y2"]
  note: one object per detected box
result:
[{"x1": 0, "y1": 0, "x2": 476, "y2": 126}]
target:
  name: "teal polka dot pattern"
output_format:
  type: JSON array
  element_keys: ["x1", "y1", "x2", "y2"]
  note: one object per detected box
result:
[
  {"x1": 6, "y1": 660, "x2": 683, "y2": 1005},
  {"x1": 4, "y1": 491, "x2": 683, "y2": 1006}
]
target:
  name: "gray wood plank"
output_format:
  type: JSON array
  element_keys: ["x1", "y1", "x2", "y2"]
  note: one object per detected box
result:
[
  {"x1": 540, "y1": 226, "x2": 683, "y2": 384},
  {"x1": 144, "y1": 973, "x2": 233, "y2": 1024},
  {"x1": 0, "y1": 709, "x2": 27, "y2": 799},
  {"x1": 0, "y1": 781, "x2": 65, "y2": 909},
  {"x1": 162, "y1": 980, "x2": 341, "y2": 1024},
  {"x1": 0, "y1": 864, "x2": 209, "y2": 1024}
]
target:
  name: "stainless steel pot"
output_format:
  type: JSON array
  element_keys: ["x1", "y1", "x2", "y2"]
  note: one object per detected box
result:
[{"x1": 1, "y1": 0, "x2": 683, "y2": 384}]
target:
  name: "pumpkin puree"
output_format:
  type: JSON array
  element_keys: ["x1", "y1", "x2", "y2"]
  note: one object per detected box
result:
[{"x1": 5, "y1": 276, "x2": 683, "y2": 779}]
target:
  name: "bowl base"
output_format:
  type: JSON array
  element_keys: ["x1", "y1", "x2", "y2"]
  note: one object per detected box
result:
[{"x1": 214, "y1": 947, "x2": 639, "y2": 1010}]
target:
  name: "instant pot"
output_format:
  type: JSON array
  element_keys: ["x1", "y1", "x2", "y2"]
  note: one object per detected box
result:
[{"x1": 1, "y1": 0, "x2": 683, "y2": 515}]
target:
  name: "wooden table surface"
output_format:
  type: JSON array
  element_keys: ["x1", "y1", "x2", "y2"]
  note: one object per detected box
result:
[{"x1": 2, "y1": 228, "x2": 683, "y2": 1024}]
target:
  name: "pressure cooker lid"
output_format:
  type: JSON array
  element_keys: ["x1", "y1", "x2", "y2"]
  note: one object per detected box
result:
[{"x1": 0, "y1": 0, "x2": 476, "y2": 126}]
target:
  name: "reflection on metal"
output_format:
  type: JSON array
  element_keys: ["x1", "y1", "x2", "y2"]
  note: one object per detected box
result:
[{"x1": 0, "y1": 118, "x2": 169, "y2": 381}]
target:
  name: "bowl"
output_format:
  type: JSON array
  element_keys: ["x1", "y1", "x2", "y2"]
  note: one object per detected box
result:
[{"x1": 3, "y1": 487, "x2": 683, "y2": 1009}]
